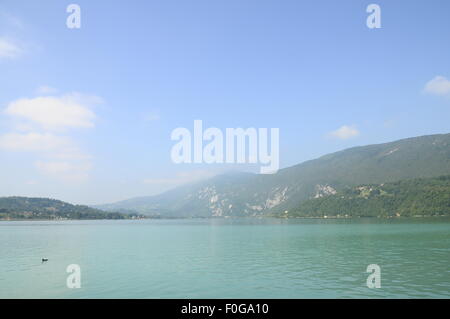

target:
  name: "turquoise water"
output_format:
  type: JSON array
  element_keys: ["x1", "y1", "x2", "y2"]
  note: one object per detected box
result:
[{"x1": 0, "y1": 218, "x2": 449, "y2": 299}]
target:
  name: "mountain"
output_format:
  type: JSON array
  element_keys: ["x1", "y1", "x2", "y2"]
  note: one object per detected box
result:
[
  {"x1": 281, "y1": 175, "x2": 450, "y2": 218},
  {"x1": 0, "y1": 197, "x2": 144, "y2": 220},
  {"x1": 99, "y1": 133, "x2": 450, "y2": 217},
  {"x1": 98, "y1": 171, "x2": 257, "y2": 217}
]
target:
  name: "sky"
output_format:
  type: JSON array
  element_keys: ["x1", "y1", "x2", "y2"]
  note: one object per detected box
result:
[{"x1": 0, "y1": 0, "x2": 449, "y2": 205}]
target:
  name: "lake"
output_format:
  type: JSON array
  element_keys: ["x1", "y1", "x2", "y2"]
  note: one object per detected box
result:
[{"x1": 0, "y1": 218, "x2": 449, "y2": 298}]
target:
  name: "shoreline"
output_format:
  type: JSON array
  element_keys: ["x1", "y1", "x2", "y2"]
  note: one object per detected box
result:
[{"x1": 1, "y1": 215, "x2": 449, "y2": 222}]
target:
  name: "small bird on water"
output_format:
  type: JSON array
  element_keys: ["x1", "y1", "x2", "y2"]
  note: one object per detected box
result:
[{"x1": 41, "y1": 258, "x2": 48, "y2": 263}]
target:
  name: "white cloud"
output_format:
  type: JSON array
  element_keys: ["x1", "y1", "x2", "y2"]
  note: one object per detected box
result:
[
  {"x1": 424, "y1": 76, "x2": 450, "y2": 96},
  {"x1": 35, "y1": 85, "x2": 58, "y2": 95},
  {"x1": 5, "y1": 94, "x2": 97, "y2": 130},
  {"x1": 0, "y1": 37, "x2": 21, "y2": 59},
  {"x1": 329, "y1": 125, "x2": 360, "y2": 140},
  {"x1": 0, "y1": 91, "x2": 101, "y2": 183}
]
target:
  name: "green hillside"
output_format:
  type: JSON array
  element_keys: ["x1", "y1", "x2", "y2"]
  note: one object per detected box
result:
[
  {"x1": 283, "y1": 176, "x2": 450, "y2": 218},
  {"x1": 0, "y1": 197, "x2": 144, "y2": 220}
]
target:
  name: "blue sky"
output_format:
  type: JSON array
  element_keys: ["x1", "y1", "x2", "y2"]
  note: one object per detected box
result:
[{"x1": 0, "y1": 0, "x2": 449, "y2": 204}]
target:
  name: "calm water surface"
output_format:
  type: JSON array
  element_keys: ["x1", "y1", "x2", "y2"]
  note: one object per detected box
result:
[{"x1": 0, "y1": 218, "x2": 449, "y2": 298}]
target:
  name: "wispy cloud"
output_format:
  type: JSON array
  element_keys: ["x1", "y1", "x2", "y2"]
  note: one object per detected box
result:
[
  {"x1": 0, "y1": 12, "x2": 25, "y2": 30},
  {"x1": 0, "y1": 37, "x2": 21, "y2": 59},
  {"x1": 35, "y1": 161, "x2": 92, "y2": 183},
  {"x1": 329, "y1": 125, "x2": 360, "y2": 140},
  {"x1": 144, "y1": 110, "x2": 161, "y2": 122},
  {"x1": 0, "y1": 132, "x2": 71, "y2": 152},
  {"x1": 35, "y1": 85, "x2": 58, "y2": 95},
  {"x1": 424, "y1": 76, "x2": 450, "y2": 96},
  {"x1": 144, "y1": 170, "x2": 219, "y2": 187},
  {"x1": 0, "y1": 132, "x2": 90, "y2": 160}
]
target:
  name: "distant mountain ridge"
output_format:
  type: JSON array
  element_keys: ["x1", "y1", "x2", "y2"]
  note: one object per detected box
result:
[
  {"x1": 99, "y1": 133, "x2": 450, "y2": 217},
  {"x1": 0, "y1": 197, "x2": 143, "y2": 220}
]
